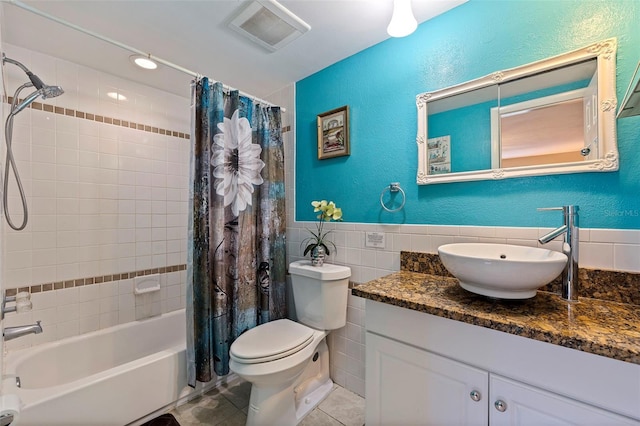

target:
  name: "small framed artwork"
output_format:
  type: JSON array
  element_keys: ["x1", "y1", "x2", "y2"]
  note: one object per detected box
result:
[
  {"x1": 317, "y1": 105, "x2": 350, "y2": 160},
  {"x1": 427, "y1": 135, "x2": 451, "y2": 175}
]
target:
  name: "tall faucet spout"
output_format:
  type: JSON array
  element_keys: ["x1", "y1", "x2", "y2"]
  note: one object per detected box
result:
[
  {"x1": 537, "y1": 206, "x2": 579, "y2": 302},
  {"x1": 538, "y1": 224, "x2": 568, "y2": 244}
]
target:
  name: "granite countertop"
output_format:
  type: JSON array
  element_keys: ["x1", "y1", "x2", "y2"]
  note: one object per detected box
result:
[{"x1": 352, "y1": 271, "x2": 640, "y2": 365}]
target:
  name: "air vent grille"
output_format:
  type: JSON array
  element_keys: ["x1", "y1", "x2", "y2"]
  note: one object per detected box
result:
[{"x1": 229, "y1": 0, "x2": 310, "y2": 52}]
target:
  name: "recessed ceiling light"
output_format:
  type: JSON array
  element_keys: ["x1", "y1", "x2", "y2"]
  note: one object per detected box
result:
[
  {"x1": 129, "y1": 54, "x2": 158, "y2": 70},
  {"x1": 107, "y1": 92, "x2": 127, "y2": 101}
]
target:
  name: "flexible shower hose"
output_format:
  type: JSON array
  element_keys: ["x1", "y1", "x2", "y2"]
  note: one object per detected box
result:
[{"x1": 3, "y1": 84, "x2": 32, "y2": 231}]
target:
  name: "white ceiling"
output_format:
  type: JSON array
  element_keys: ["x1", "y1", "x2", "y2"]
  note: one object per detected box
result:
[{"x1": 2, "y1": 0, "x2": 466, "y2": 100}]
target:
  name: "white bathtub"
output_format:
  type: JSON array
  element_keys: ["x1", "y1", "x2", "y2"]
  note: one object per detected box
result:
[{"x1": 2, "y1": 309, "x2": 208, "y2": 426}]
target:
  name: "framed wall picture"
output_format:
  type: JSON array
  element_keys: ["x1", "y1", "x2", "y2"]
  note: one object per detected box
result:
[{"x1": 317, "y1": 106, "x2": 350, "y2": 159}]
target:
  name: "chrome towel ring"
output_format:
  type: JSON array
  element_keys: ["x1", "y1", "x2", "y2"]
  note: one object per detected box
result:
[{"x1": 380, "y1": 182, "x2": 406, "y2": 212}]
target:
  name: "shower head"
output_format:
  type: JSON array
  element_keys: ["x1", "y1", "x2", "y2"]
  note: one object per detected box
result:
[{"x1": 41, "y1": 84, "x2": 64, "y2": 99}]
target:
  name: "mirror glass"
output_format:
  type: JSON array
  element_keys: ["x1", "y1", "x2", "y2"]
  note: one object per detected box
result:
[
  {"x1": 416, "y1": 39, "x2": 617, "y2": 184},
  {"x1": 427, "y1": 86, "x2": 498, "y2": 173}
]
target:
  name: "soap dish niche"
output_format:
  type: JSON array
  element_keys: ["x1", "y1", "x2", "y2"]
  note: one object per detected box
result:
[{"x1": 134, "y1": 274, "x2": 161, "y2": 295}]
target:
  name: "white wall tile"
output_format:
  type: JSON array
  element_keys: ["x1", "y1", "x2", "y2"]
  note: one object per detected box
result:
[
  {"x1": 591, "y1": 229, "x2": 640, "y2": 244},
  {"x1": 410, "y1": 234, "x2": 430, "y2": 252},
  {"x1": 579, "y1": 242, "x2": 614, "y2": 270},
  {"x1": 79, "y1": 315, "x2": 100, "y2": 335},
  {"x1": 613, "y1": 244, "x2": 640, "y2": 273},
  {"x1": 496, "y1": 226, "x2": 540, "y2": 240}
]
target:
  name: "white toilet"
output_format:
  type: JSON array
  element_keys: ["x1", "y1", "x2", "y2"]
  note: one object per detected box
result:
[{"x1": 229, "y1": 260, "x2": 351, "y2": 426}]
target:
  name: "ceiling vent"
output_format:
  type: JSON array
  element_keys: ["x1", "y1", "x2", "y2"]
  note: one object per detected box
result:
[{"x1": 228, "y1": 0, "x2": 311, "y2": 52}]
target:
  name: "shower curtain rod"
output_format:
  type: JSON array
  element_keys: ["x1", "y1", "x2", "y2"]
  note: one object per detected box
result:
[{"x1": 6, "y1": 0, "x2": 285, "y2": 111}]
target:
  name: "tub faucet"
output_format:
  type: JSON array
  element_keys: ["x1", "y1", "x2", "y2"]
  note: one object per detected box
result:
[
  {"x1": 3, "y1": 321, "x2": 42, "y2": 341},
  {"x1": 538, "y1": 205, "x2": 579, "y2": 302},
  {"x1": 2, "y1": 291, "x2": 32, "y2": 319}
]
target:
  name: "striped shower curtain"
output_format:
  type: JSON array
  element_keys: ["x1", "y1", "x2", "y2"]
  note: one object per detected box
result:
[{"x1": 186, "y1": 77, "x2": 286, "y2": 386}]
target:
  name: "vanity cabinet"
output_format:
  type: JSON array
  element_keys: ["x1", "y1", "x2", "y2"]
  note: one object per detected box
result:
[
  {"x1": 365, "y1": 300, "x2": 640, "y2": 425},
  {"x1": 366, "y1": 332, "x2": 488, "y2": 425}
]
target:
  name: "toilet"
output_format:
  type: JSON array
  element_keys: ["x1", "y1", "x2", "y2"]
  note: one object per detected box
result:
[{"x1": 229, "y1": 260, "x2": 351, "y2": 426}]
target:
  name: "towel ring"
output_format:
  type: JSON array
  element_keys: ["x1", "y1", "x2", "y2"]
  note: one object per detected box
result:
[{"x1": 380, "y1": 182, "x2": 406, "y2": 213}]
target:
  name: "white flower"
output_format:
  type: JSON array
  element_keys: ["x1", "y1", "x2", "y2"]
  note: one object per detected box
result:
[{"x1": 211, "y1": 110, "x2": 265, "y2": 216}]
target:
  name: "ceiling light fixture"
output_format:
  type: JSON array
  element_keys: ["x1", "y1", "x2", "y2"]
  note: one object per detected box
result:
[
  {"x1": 387, "y1": 0, "x2": 417, "y2": 38},
  {"x1": 129, "y1": 54, "x2": 158, "y2": 70}
]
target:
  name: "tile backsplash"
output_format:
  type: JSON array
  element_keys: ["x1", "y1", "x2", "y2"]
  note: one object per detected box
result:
[
  {"x1": 1, "y1": 42, "x2": 190, "y2": 351},
  {"x1": 287, "y1": 223, "x2": 640, "y2": 284}
]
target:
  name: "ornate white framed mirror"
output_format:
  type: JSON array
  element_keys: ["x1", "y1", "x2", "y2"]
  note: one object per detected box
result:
[{"x1": 416, "y1": 38, "x2": 617, "y2": 184}]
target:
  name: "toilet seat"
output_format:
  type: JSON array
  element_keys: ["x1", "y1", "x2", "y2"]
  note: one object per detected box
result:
[{"x1": 230, "y1": 319, "x2": 315, "y2": 364}]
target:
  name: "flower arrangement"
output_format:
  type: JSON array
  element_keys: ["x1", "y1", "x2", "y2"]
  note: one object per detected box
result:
[{"x1": 302, "y1": 200, "x2": 343, "y2": 258}]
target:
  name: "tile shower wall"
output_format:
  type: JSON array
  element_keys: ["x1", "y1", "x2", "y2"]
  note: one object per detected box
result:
[{"x1": 1, "y1": 43, "x2": 190, "y2": 352}]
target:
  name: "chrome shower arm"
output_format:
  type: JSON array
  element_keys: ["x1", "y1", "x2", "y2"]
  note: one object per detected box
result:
[
  {"x1": 2, "y1": 54, "x2": 30, "y2": 74},
  {"x1": 3, "y1": 54, "x2": 45, "y2": 90}
]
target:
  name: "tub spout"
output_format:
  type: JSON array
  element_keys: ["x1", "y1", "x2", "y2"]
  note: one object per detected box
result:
[{"x1": 3, "y1": 321, "x2": 42, "y2": 341}]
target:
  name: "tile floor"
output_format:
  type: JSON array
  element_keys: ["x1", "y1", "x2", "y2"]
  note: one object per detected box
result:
[{"x1": 169, "y1": 377, "x2": 365, "y2": 426}]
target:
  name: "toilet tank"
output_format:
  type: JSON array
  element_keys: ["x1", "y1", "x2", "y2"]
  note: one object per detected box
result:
[{"x1": 289, "y1": 260, "x2": 351, "y2": 330}]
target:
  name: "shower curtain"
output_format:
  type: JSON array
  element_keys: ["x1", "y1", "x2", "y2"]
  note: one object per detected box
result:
[{"x1": 186, "y1": 77, "x2": 286, "y2": 386}]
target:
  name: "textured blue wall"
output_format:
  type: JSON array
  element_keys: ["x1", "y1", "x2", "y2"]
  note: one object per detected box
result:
[{"x1": 296, "y1": 0, "x2": 640, "y2": 229}]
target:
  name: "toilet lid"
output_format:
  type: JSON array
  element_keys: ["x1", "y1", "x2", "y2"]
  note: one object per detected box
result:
[{"x1": 230, "y1": 319, "x2": 315, "y2": 364}]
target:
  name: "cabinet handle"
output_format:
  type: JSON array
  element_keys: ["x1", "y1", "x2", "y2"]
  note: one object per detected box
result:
[
  {"x1": 469, "y1": 390, "x2": 481, "y2": 402},
  {"x1": 494, "y1": 400, "x2": 507, "y2": 412}
]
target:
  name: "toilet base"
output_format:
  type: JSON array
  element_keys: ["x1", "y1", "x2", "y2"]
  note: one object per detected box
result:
[
  {"x1": 245, "y1": 377, "x2": 333, "y2": 426},
  {"x1": 293, "y1": 338, "x2": 332, "y2": 422},
  {"x1": 294, "y1": 377, "x2": 333, "y2": 422},
  {"x1": 244, "y1": 338, "x2": 333, "y2": 425}
]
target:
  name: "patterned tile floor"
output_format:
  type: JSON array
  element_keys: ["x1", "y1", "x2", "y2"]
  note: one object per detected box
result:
[{"x1": 169, "y1": 377, "x2": 365, "y2": 426}]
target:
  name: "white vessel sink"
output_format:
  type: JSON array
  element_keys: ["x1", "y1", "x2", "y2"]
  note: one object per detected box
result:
[{"x1": 438, "y1": 243, "x2": 567, "y2": 299}]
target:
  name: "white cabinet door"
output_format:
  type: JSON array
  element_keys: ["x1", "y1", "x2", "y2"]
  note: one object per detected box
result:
[
  {"x1": 366, "y1": 332, "x2": 489, "y2": 426},
  {"x1": 490, "y1": 375, "x2": 640, "y2": 426}
]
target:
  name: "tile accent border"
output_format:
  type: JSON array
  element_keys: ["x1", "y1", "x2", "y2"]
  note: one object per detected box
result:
[
  {"x1": 5, "y1": 97, "x2": 190, "y2": 140},
  {"x1": 5, "y1": 98, "x2": 290, "y2": 136},
  {"x1": 399, "y1": 251, "x2": 640, "y2": 306},
  {"x1": 4, "y1": 264, "x2": 187, "y2": 297}
]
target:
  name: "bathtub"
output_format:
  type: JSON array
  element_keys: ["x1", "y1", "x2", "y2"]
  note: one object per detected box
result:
[{"x1": 2, "y1": 309, "x2": 212, "y2": 426}]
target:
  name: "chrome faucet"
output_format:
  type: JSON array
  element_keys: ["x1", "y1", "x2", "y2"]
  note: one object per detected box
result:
[
  {"x1": 538, "y1": 205, "x2": 579, "y2": 302},
  {"x1": 3, "y1": 321, "x2": 42, "y2": 341}
]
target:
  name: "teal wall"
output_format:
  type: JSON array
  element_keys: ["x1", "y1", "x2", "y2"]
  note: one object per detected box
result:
[{"x1": 296, "y1": 0, "x2": 640, "y2": 229}]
